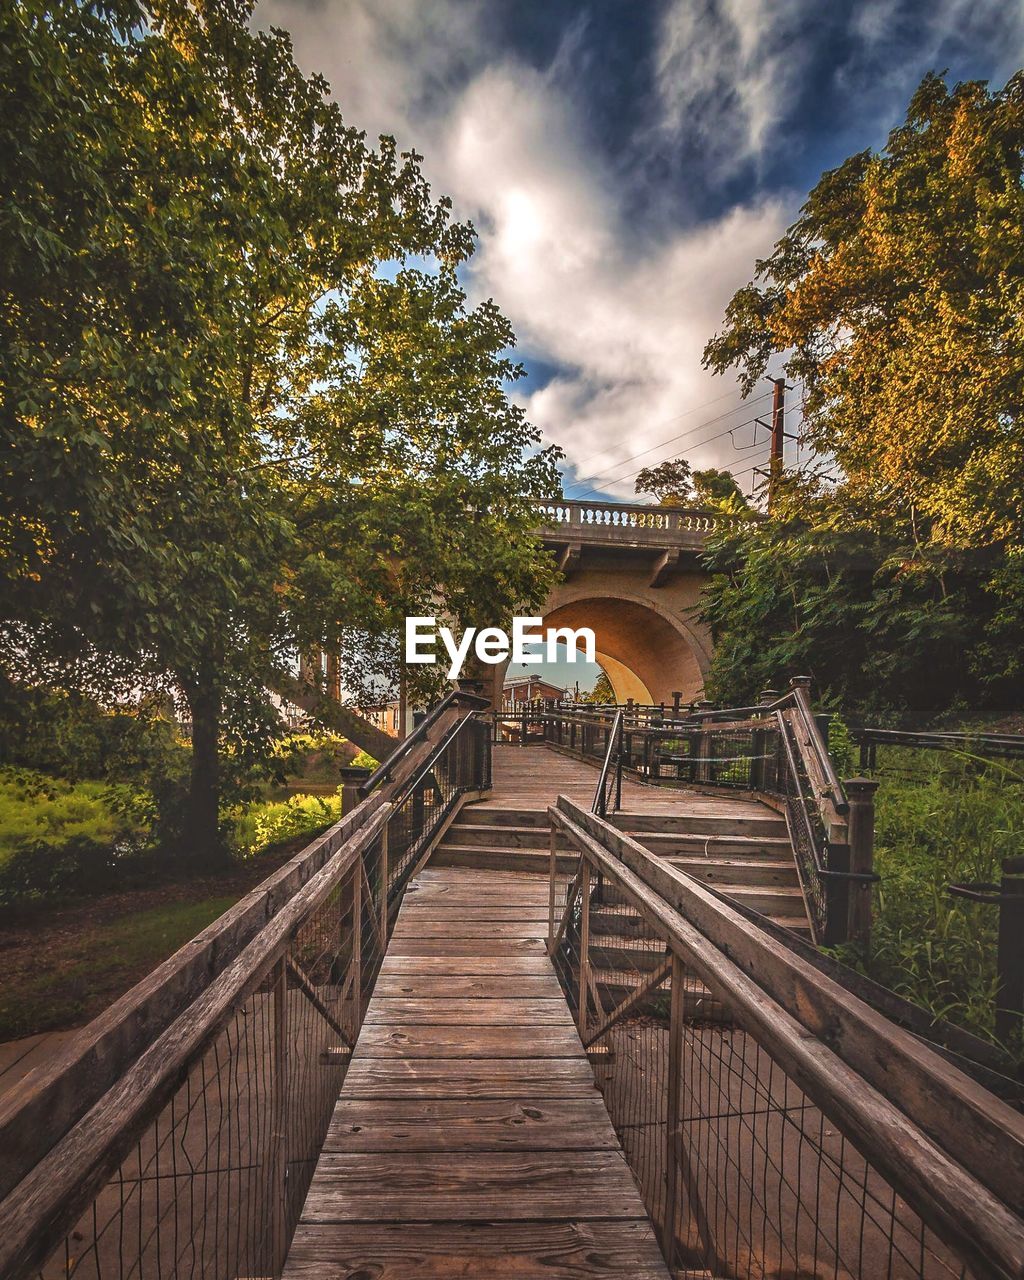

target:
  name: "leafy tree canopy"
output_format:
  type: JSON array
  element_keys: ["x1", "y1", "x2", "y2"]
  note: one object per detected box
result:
[
  {"x1": 635, "y1": 458, "x2": 749, "y2": 513},
  {"x1": 0, "y1": 0, "x2": 560, "y2": 855},
  {"x1": 698, "y1": 72, "x2": 1024, "y2": 723},
  {"x1": 704, "y1": 72, "x2": 1024, "y2": 550}
]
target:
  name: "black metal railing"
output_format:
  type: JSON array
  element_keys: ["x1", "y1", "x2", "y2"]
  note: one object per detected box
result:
[
  {"x1": 852, "y1": 726, "x2": 1024, "y2": 770},
  {"x1": 0, "y1": 706, "x2": 491, "y2": 1280},
  {"x1": 536, "y1": 680, "x2": 860, "y2": 943},
  {"x1": 592, "y1": 706, "x2": 623, "y2": 817},
  {"x1": 547, "y1": 797, "x2": 1024, "y2": 1280}
]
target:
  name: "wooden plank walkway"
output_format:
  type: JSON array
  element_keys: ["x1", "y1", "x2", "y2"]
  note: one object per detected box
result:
[
  {"x1": 479, "y1": 743, "x2": 771, "y2": 817},
  {"x1": 283, "y1": 866, "x2": 670, "y2": 1279}
]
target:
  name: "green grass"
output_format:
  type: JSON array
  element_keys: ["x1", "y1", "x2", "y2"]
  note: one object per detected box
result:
[
  {"x1": 0, "y1": 896, "x2": 237, "y2": 1040},
  {"x1": 853, "y1": 747, "x2": 1023, "y2": 1053}
]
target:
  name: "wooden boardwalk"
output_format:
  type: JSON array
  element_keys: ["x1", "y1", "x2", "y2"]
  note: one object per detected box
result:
[
  {"x1": 283, "y1": 865, "x2": 670, "y2": 1279},
  {"x1": 478, "y1": 743, "x2": 770, "y2": 817}
]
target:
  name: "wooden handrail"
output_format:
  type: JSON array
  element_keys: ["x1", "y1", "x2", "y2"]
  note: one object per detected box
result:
[
  {"x1": 0, "y1": 803, "x2": 393, "y2": 1279},
  {"x1": 0, "y1": 789, "x2": 386, "y2": 1201},
  {"x1": 550, "y1": 797, "x2": 1024, "y2": 1280}
]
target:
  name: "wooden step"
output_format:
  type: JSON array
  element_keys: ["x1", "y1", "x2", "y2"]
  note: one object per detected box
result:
[
  {"x1": 660, "y1": 856, "x2": 799, "y2": 888},
  {"x1": 445, "y1": 823, "x2": 550, "y2": 849},
  {"x1": 613, "y1": 811, "x2": 788, "y2": 838},
  {"x1": 623, "y1": 831, "x2": 792, "y2": 857},
  {"x1": 432, "y1": 845, "x2": 577, "y2": 875},
  {"x1": 458, "y1": 806, "x2": 550, "y2": 828},
  {"x1": 687, "y1": 882, "x2": 807, "y2": 918}
]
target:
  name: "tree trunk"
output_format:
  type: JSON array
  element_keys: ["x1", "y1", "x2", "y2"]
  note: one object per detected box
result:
[
  {"x1": 276, "y1": 672, "x2": 398, "y2": 763},
  {"x1": 183, "y1": 678, "x2": 224, "y2": 863}
]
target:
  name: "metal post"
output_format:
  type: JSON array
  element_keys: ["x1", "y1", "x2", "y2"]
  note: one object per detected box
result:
[
  {"x1": 578, "y1": 859, "x2": 591, "y2": 1039},
  {"x1": 996, "y1": 857, "x2": 1024, "y2": 1045},
  {"x1": 672, "y1": 690, "x2": 682, "y2": 719},
  {"x1": 845, "y1": 778, "x2": 878, "y2": 947}
]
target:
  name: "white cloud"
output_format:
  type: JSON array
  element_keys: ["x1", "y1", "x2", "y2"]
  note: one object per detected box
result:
[
  {"x1": 654, "y1": 0, "x2": 817, "y2": 177},
  {"x1": 253, "y1": 1, "x2": 1024, "y2": 501},
  {"x1": 255, "y1": 0, "x2": 790, "y2": 498}
]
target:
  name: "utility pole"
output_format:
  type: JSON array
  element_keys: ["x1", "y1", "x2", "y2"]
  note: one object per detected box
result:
[{"x1": 768, "y1": 376, "x2": 785, "y2": 510}]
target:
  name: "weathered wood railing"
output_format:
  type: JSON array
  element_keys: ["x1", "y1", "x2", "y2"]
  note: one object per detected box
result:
[
  {"x1": 538, "y1": 678, "x2": 869, "y2": 944},
  {"x1": 0, "y1": 704, "x2": 492, "y2": 1280},
  {"x1": 547, "y1": 795, "x2": 1024, "y2": 1280}
]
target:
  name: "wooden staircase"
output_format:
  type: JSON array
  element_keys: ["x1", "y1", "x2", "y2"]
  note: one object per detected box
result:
[
  {"x1": 433, "y1": 804, "x2": 812, "y2": 936},
  {"x1": 432, "y1": 792, "x2": 812, "y2": 1027}
]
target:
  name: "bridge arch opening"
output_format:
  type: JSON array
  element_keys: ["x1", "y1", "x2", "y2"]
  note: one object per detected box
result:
[{"x1": 498, "y1": 595, "x2": 707, "y2": 706}]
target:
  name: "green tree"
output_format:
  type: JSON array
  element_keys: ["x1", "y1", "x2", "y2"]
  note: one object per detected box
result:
[
  {"x1": 635, "y1": 458, "x2": 693, "y2": 505},
  {"x1": 635, "y1": 458, "x2": 748, "y2": 512},
  {"x1": 581, "y1": 671, "x2": 615, "y2": 704},
  {"x1": 0, "y1": 0, "x2": 559, "y2": 859},
  {"x1": 698, "y1": 72, "x2": 1024, "y2": 722},
  {"x1": 704, "y1": 72, "x2": 1024, "y2": 550}
]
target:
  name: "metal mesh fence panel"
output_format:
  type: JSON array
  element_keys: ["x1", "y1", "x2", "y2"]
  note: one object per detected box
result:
[{"x1": 548, "y1": 833, "x2": 985, "y2": 1280}]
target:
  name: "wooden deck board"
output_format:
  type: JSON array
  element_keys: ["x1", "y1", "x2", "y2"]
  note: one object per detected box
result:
[
  {"x1": 284, "y1": 1220, "x2": 669, "y2": 1278},
  {"x1": 284, "y1": 863, "x2": 670, "y2": 1279},
  {"x1": 365, "y1": 997, "x2": 575, "y2": 1024}
]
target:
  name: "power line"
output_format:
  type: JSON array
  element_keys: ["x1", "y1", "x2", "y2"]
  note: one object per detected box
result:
[
  {"x1": 563, "y1": 389, "x2": 774, "y2": 497},
  {"x1": 570, "y1": 412, "x2": 775, "y2": 501},
  {"x1": 557, "y1": 384, "x2": 757, "y2": 476}
]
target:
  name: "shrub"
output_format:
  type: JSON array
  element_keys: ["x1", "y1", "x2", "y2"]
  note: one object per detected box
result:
[
  {"x1": 860, "y1": 749, "x2": 1023, "y2": 1051},
  {"x1": 0, "y1": 767, "x2": 149, "y2": 907},
  {"x1": 230, "y1": 793, "x2": 342, "y2": 858}
]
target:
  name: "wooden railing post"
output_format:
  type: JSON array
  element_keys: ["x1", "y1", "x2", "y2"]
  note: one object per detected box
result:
[
  {"x1": 578, "y1": 859, "x2": 591, "y2": 1039},
  {"x1": 750, "y1": 691, "x2": 778, "y2": 791},
  {"x1": 349, "y1": 861, "x2": 362, "y2": 1038},
  {"x1": 694, "y1": 700, "x2": 714, "y2": 784},
  {"x1": 339, "y1": 765, "x2": 371, "y2": 815},
  {"x1": 548, "y1": 826, "x2": 559, "y2": 947},
  {"x1": 845, "y1": 777, "x2": 878, "y2": 947},
  {"x1": 271, "y1": 956, "x2": 289, "y2": 1276}
]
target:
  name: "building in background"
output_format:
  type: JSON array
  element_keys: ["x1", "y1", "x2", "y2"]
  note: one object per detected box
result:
[{"x1": 502, "y1": 674, "x2": 567, "y2": 706}]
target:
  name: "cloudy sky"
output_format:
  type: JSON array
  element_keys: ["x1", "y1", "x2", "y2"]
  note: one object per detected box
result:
[{"x1": 256, "y1": 0, "x2": 1024, "y2": 504}]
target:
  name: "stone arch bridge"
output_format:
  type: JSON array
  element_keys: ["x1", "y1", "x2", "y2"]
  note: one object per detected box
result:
[{"x1": 484, "y1": 497, "x2": 720, "y2": 707}]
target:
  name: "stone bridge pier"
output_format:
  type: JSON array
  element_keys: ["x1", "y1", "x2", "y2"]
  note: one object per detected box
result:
[{"x1": 487, "y1": 499, "x2": 717, "y2": 707}]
